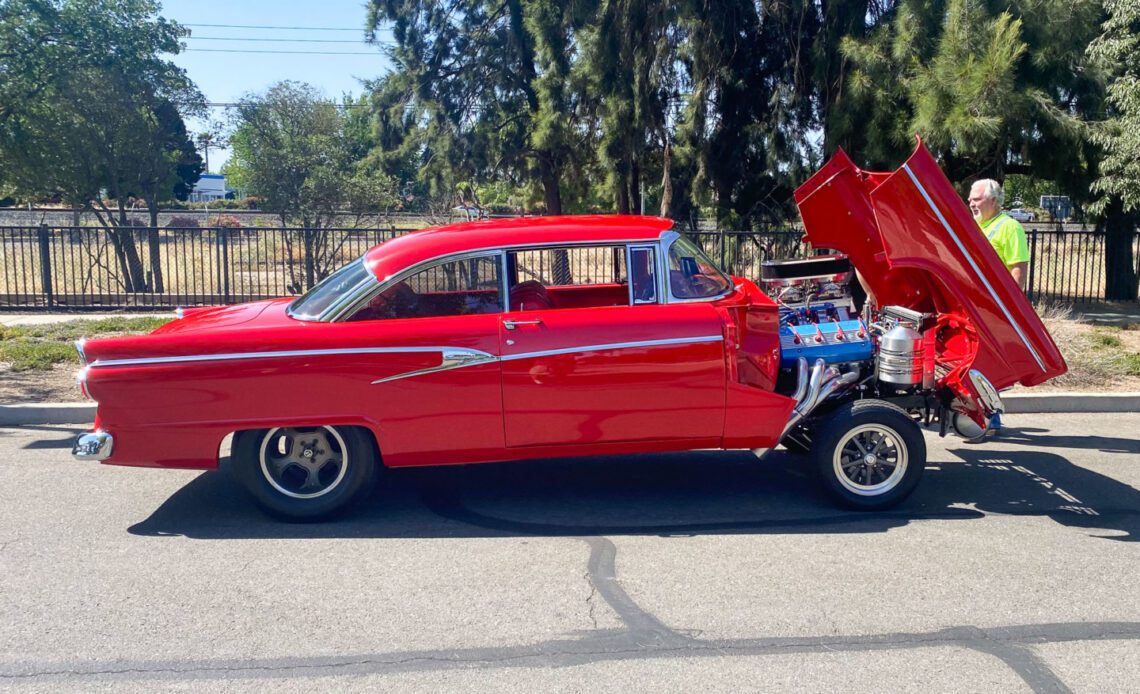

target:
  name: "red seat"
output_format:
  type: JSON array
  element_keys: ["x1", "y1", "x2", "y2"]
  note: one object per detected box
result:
[{"x1": 509, "y1": 280, "x2": 553, "y2": 310}]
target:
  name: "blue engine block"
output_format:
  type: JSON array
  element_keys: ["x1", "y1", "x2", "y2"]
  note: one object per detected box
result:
[{"x1": 778, "y1": 318, "x2": 873, "y2": 368}]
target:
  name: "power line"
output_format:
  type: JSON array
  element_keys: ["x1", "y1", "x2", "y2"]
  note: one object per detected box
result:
[
  {"x1": 186, "y1": 48, "x2": 380, "y2": 55},
  {"x1": 188, "y1": 36, "x2": 371, "y2": 44},
  {"x1": 182, "y1": 22, "x2": 365, "y2": 32}
]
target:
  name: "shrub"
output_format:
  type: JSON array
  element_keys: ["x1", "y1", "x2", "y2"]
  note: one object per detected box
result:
[
  {"x1": 166, "y1": 215, "x2": 200, "y2": 229},
  {"x1": 208, "y1": 214, "x2": 243, "y2": 229}
]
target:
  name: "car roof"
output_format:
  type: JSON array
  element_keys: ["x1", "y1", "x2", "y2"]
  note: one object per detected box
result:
[{"x1": 363, "y1": 215, "x2": 676, "y2": 281}]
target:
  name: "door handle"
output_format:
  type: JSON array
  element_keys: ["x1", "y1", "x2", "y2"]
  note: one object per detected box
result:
[{"x1": 503, "y1": 319, "x2": 543, "y2": 330}]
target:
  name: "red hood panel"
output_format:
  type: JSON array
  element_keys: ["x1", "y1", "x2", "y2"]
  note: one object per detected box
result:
[{"x1": 794, "y1": 139, "x2": 1065, "y2": 389}]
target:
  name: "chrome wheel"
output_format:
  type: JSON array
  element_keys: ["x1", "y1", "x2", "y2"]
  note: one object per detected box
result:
[
  {"x1": 258, "y1": 426, "x2": 349, "y2": 500},
  {"x1": 832, "y1": 423, "x2": 908, "y2": 497}
]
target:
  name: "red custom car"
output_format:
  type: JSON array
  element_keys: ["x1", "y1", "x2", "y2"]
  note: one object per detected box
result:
[{"x1": 72, "y1": 141, "x2": 1065, "y2": 520}]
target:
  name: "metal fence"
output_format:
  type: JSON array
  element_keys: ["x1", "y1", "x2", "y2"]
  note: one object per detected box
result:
[{"x1": 1, "y1": 224, "x2": 1137, "y2": 309}]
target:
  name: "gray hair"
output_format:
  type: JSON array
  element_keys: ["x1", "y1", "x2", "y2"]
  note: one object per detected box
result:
[{"x1": 971, "y1": 179, "x2": 1004, "y2": 208}]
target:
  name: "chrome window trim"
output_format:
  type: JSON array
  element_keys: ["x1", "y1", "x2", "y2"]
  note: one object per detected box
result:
[
  {"x1": 329, "y1": 250, "x2": 505, "y2": 323},
  {"x1": 286, "y1": 256, "x2": 378, "y2": 322},
  {"x1": 500, "y1": 335, "x2": 724, "y2": 362},
  {"x1": 501, "y1": 252, "x2": 511, "y2": 311},
  {"x1": 298, "y1": 232, "x2": 683, "y2": 323},
  {"x1": 627, "y1": 244, "x2": 659, "y2": 305},
  {"x1": 901, "y1": 164, "x2": 1047, "y2": 372},
  {"x1": 659, "y1": 231, "x2": 735, "y2": 304}
]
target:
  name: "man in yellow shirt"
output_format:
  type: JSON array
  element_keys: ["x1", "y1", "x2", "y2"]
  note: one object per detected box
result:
[{"x1": 968, "y1": 179, "x2": 1030, "y2": 291}]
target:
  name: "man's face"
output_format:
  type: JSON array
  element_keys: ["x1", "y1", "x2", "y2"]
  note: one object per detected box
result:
[{"x1": 968, "y1": 184, "x2": 999, "y2": 222}]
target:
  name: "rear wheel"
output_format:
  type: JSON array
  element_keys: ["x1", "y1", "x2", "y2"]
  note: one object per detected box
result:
[
  {"x1": 813, "y1": 400, "x2": 925, "y2": 510},
  {"x1": 233, "y1": 425, "x2": 377, "y2": 521}
]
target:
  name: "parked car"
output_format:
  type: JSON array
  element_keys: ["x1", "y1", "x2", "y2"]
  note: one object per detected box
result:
[
  {"x1": 1007, "y1": 208, "x2": 1036, "y2": 222},
  {"x1": 72, "y1": 139, "x2": 1067, "y2": 520}
]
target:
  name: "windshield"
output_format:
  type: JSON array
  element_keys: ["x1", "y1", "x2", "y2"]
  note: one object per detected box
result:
[
  {"x1": 288, "y1": 257, "x2": 375, "y2": 320},
  {"x1": 667, "y1": 235, "x2": 733, "y2": 299}
]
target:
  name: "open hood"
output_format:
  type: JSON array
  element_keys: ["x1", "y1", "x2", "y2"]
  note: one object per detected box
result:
[{"x1": 794, "y1": 138, "x2": 1065, "y2": 390}]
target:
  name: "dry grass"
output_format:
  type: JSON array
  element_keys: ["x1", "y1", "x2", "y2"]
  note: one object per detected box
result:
[{"x1": 1034, "y1": 303, "x2": 1140, "y2": 389}]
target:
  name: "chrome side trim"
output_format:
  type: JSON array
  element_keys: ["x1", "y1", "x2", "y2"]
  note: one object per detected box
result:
[
  {"x1": 73, "y1": 430, "x2": 114, "y2": 461},
  {"x1": 500, "y1": 335, "x2": 724, "y2": 362},
  {"x1": 901, "y1": 164, "x2": 1047, "y2": 373},
  {"x1": 86, "y1": 334, "x2": 724, "y2": 370},
  {"x1": 370, "y1": 348, "x2": 497, "y2": 384},
  {"x1": 88, "y1": 346, "x2": 493, "y2": 369}
]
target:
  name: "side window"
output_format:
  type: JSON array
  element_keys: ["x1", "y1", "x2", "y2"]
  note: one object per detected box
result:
[
  {"x1": 666, "y1": 235, "x2": 732, "y2": 299},
  {"x1": 507, "y1": 245, "x2": 629, "y2": 311},
  {"x1": 347, "y1": 254, "x2": 503, "y2": 321},
  {"x1": 629, "y1": 246, "x2": 658, "y2": 304}
]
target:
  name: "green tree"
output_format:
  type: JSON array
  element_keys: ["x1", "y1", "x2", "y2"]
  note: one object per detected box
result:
[
  {"x1": 838, "y1": 0, "x2": 1102, "y2": 186},
  {"x1": 227, "y1": 82, "x2": 398, "y2": 291},
  {"x1": 1088, "y1": 0, "x2": 1140, "y2": 300},
  {"x1": 366, "y1": 0, "x2": 593, "y2": 215},
  {"x1": 0, "y1": 0, "x2": 203, "y2": 292}
]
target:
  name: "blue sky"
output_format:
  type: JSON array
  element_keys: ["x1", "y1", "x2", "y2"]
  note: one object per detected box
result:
[{"x1": 161, "y1": 0, "x2": 394, "y2": 171}]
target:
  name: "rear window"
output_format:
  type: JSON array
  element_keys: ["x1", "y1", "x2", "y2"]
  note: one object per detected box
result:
[{"x1": 289, "y1": 258, "x2": 374, "y2": 320}]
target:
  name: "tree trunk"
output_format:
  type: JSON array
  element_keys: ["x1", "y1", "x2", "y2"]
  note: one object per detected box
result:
[
  {"x1": 659, "y1": 141, "x2": 673, "y2": 218},
  {"x1": 110, "y1": 199, "x2": 146, "y2": 292},
  {"x1": 1104, "y1": 197, "x2": 1138, "y2": 301},
  {"x1": 629, "y1": 160, "x2": 641, "y2": 215},
  {"x1": 539, "y1": 154, "x2": 562, "y2": 215},
  {"x1": 146, "y1": 198, "x2": 164, "y2": 293},
  {"x1": 616, "y1": 168, "x2": 631, "y2": 215}
]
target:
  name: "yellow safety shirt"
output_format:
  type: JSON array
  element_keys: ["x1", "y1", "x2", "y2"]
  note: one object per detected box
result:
[{"x1": 979, "y1": 212, "x2": 1030, "y2": 267}]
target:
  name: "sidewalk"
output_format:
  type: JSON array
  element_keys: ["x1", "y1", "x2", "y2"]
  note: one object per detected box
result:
[{"x1": 0, "y1": 311, "x2": 172, "y2": 326}]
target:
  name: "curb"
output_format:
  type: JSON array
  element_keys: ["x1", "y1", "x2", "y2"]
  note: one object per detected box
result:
[
  {"x1": 2, "y1": 393, "x2": 1139, "y2": 427},
  {"x1": 0, "y1": 403, "x2": 96, "y2": 425},
  {"x1": 1000, "y1": 392, "x2": 1140, "y2": 414}
]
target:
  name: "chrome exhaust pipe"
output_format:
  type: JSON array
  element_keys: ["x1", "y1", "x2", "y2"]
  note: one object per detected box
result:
[
  {"x1": 779, "y1": 362, "x2": 860, "y2": 442},
  {"x1": 791, "y1": 357, "x2": 809, "y2": 407}
]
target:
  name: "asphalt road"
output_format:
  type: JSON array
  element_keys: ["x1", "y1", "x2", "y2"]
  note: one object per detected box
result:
[{"x1": 1, "y1": 414, "x2": 1138, "y2": 693}]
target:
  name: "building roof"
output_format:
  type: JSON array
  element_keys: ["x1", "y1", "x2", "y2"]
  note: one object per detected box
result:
[{"x1": 364, "y1": 215, "x2": 676, "y2": 280}]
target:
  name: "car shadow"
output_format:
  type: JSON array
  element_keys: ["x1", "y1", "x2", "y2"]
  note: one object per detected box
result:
[{"x1": 115, "y1": 433, "x2": 1119, "y2": 542}]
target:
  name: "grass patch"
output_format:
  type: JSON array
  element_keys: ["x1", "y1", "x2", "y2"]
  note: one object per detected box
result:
[
  {"x1": 1036, "y1": 303, "x2": 1140, "y2": 388},
  {"x1": 1091, "y1": 332, "x2": 1124, "y2": 349},
  {"x1": 0, "y1": 316, "x2": 169, "y2": 371}
]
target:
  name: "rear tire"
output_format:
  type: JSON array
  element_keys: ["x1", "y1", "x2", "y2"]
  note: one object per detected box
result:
[
  {"x1": 813, "y1": 400, "x2": 925, "y2": 510},
  {"x1": 233, "y1": 425, "x2": 378, "y2": 521}
]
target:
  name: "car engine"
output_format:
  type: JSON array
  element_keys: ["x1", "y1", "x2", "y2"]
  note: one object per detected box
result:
[{"x1": 759, "y1": 254, "x2": 994, "y2": 441}]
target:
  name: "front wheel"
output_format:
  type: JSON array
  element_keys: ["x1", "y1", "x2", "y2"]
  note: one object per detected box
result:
[
  {"x1": 232, "y1": 425, "x2": 378, "y2": 521},
  {"x1": 813, "y1": 400, "x2": 926, "y2": 510}
]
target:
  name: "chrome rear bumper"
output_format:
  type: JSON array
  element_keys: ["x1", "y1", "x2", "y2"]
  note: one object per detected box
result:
[{"x1": 73, "y1": 431, "x2": 114, "y2": 461}]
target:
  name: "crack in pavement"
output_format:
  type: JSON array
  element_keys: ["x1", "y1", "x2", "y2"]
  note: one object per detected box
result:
[
  {"x1": 6, "y1": 487, "x2": 1131, "y2": 690},
  {"x1": 4, "y1": 622, "x2": 1137, "y2": 684}
]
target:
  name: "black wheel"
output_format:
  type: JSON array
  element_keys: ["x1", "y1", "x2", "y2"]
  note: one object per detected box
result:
[
  {"x1": 813, "y1": 400, "x2": 926, "y2": 510},
  {"x1": 232, "y1": 426, "x2": 378, "y2": 521}
]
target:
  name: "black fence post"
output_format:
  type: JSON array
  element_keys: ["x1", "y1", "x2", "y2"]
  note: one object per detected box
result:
[
  {"x1": 221, "y1": 227, "x2": 231, "y2": 303},
  {"x1": 1027, "y1": 228, "x2": 1037, "y2": 302},
  {"x1": 37, "y1": 223, "x2": 53, "y2": 307}
]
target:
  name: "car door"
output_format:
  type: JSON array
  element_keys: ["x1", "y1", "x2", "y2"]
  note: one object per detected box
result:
[
  {"x1": 499, "y1": 243, "x2": 727, "y2": 448},
  {"x1": 341, "y1": 252, "x2": 506, "y2": 467}
]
